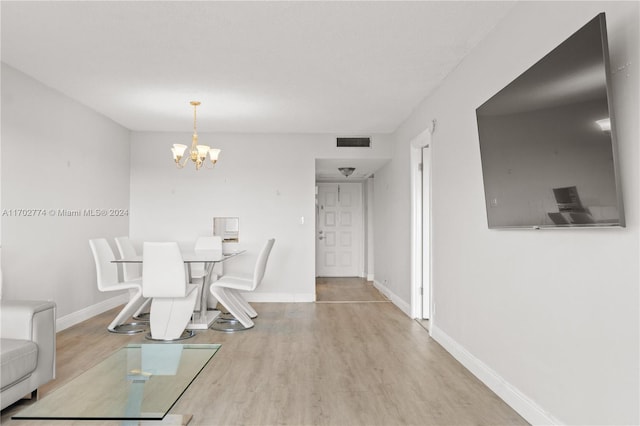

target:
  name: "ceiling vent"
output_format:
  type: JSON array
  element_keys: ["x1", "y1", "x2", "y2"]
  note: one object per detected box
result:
[{"x1": 337, "y1": 137, "x2": 371, "y2": 148}]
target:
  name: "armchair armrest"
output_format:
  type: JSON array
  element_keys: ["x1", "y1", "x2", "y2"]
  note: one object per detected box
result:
[
  {"x1": 0, "y1": 300, "x2": 56, "y2": 381},
  {"x1": 1, "y1": 300, "x2": 56, "y2": 340}
]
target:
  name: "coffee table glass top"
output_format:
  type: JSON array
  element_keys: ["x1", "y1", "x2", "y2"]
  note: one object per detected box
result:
[{"x1": 13, "y1": 343, "x2": 220, "y2": 421}]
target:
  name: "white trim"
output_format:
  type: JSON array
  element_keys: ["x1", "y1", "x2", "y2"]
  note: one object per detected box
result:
[
  {"x1": 366, "y1": 273, "x2": 374, "y2": 281},
  {"x1": 373, "y1": 279, "x2": 411, "y2": 317},
  {"x1": 242, "y1": 292, "x2": 316, "y2": 303},
  {"x1": 430, "y1": 325, "x2": 564, "y2": 426},
  {"x1": 359, "y1": 182, "x2": 366, "y2": 279},
  {"x1": 410, "y1": 128, "x2": 432, "y2": 319},
  {"x1": 56, "y1": 293, "x2": 129, "y2": 332},
  {"x1": 422, "y1": 143, "x2": 433, "y2": 320}
]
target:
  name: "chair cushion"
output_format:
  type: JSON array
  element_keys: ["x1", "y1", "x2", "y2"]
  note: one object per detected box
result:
[
  {"x1": 211, "y1": 275, "x2": 253, "y2": 291},
  {"x1": 1, "y1": 339, "x2": 38, "y2": 389}
]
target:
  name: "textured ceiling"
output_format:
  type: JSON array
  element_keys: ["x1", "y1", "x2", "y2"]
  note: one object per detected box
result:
[{"x1": 1, "y1": 1, "x2": 515, "y2": 134}]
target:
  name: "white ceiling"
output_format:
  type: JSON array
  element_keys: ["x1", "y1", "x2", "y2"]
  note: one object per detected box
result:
[
  {"x1": 1, "y1": 1, "x2": 516, "y2": 133},
  {"x1": 1, "y1": 1, "x2": 515, "y2": 179},
  {"x1": 316, "y1": 158, "x2": 390, "y2": 182}
]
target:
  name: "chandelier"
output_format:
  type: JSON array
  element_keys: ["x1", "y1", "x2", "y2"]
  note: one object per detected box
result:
[
  {"x1": 171, "y1": 101, "x2": 221, "y2": 170},
  {"x1": 339, "y1": 167, "x2": 355, "y2": 177}
]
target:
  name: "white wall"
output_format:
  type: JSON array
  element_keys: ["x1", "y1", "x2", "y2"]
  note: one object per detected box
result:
[
  {"x1": 364, "y1": 177, "x2": 375, "y2": 281},
  {"x1": 372, "y1": 134, "x2": 412, "y2": 312},
  {"x1": 1, "y1": 64, "x2": 132, "y2": 322},
  {"x1": 129, "y1": 132, "x2": 391, "y2": 302},
  {"x1": 375, "y1": 2, "x2": 638, "y2": 425}
]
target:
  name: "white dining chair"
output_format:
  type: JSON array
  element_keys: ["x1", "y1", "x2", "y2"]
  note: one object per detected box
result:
[
  {"x1": 191, "y1": 236, "x2": 223, "y2": 310},
  {"x1": 89, "y1": 239, "x2": 147, "y2": 334},
  {"x1": 210, "y1": 238, "x2": 275, "y2": 331},
  {"x1": 114, "y1": 236, "x2": 151, "y2": 320},
  {"x1": 114, "y1": 236, "x2": 142, "y2": 281},
  {"x1": 142, "y1": 242, "x2": 199, "y2": 341}
]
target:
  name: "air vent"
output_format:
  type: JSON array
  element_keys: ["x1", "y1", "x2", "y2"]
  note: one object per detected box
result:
[{"x1": 337, "y1": 137, "x2": 371, "y2": 148}]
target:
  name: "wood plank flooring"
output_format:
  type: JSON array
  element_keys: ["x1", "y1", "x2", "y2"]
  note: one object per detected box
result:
[
  {"x1": 2, "y1": 281, "x2": 527, "y2": 425},
  {"x1": 316, "y1": 277, "x2": 389, "y2": 303}
]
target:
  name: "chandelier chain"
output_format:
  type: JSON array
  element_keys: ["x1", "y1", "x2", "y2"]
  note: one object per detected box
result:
[{"x1": 193, "y1": 103, "x2": 197, "y2": 135}]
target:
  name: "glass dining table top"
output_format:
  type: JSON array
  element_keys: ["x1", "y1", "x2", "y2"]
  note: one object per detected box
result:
[
  {"x1": 13, "y1": 343, "x2": 220, "y2": 421},
  {"x1": 112, "y1": 250, "x2": 244, "y2": 263}
]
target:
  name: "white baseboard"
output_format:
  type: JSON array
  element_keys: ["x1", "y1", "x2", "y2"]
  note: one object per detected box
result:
[
  {"x1": 366, "y1": 273, "x2": 374, "y2": 281},
  {"x1": 430, "y1": 324, "x2": 563, "y2": 426},
  {"x1": 242, "y1": 292, "x2": 316, "y2": 303},
  {"x1": 56, "y1": 293, "x2": 129, "y2": 332},
  {"x1": 372, "y1": 280, "x2": 411, "y2": 317}
]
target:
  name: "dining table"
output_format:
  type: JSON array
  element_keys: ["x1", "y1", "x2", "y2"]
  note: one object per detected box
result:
[{"x1": 112, "y1": 249, "x2": 245, "y2": 330}]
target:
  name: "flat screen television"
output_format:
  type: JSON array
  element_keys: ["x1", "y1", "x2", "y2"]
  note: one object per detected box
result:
[{"x1": 476, "y1": 13, "x2": 625, "y2": 229}]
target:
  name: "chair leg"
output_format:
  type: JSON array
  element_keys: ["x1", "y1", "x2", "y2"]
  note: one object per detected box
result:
[
  {"x1": 210, "y1": 287, "x2": 254, "y2": 331},
  {"x1": 147, "y1": 285, "x2": 199, "y2": 341},
  {"x1": 213, "y1": 289, "x2": 257, "y2": 319},
  {"x1": 207, "y1": 291, "x2": 219, "y2": 310},
  {"x1": 108, "y1": 291, "x2": 147, "y2": 334},
  {"x1": 133, "y1": 297, "x2": 152, "y2": 321},
  {"x1": 227, "y1": 289, "x2": 258, "y2": 318}
]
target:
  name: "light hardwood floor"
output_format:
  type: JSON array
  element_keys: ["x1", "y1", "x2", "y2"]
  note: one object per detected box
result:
[
  {"x1": 316, "y1": 277, "x2": 389, "y2": 303},
  {"x1": 2, "y1": 282, "x2": 528, "y2": 426}
]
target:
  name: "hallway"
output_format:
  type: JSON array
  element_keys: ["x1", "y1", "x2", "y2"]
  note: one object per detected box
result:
[{"x1": 315, "y1": 277, "x2": 389, "y2": 303}]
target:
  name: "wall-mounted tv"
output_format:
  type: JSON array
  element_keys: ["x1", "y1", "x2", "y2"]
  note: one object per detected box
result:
[{"x1": 476, "y1": 13, "x2": 625, "y2": 229}]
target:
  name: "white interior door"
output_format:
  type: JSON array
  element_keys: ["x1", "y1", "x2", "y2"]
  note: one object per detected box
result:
[{"x1": 316, "y1": 183, "x2": 363, "y2": 277}]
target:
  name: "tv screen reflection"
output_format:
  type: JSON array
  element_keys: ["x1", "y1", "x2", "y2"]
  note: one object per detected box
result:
[{"x1": 476, "y1": 13, "x2": 624, "y2": 229}]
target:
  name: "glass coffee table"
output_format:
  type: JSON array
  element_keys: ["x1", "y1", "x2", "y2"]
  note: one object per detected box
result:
[{"x1": 13, "y1": 343, "x2": 220, "y2": 424}]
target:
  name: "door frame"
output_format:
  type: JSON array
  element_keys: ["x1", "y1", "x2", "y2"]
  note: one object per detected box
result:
[{"x1": 410, "y1": 127, "x2": 433, "y2": 320}]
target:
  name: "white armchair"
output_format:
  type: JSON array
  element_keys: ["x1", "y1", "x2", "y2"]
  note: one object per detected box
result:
[{"x1": 0, "y1": 300, "x2": 56, "y2": 410}]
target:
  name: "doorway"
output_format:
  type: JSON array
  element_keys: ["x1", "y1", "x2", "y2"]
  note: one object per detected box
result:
[
  {"x1": 315, "y1": 182, "x2": 363, "y2": 277},
  {"x1": 314, "y1": 159, "x2": 387, "y2": 302},
  {"x1": 411, "y1": 128, "x2": 432, "y2": 321}
]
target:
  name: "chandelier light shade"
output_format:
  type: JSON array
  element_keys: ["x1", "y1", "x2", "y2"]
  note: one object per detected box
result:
[
  {"x1": 172, "y1": 101, "x2": 221, "y2": 170},
  {"x1": 338, "y1": 167, "x2": 355, "y2": 177}
]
